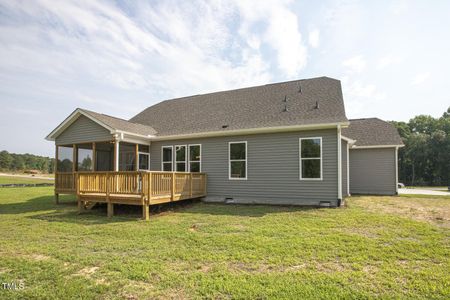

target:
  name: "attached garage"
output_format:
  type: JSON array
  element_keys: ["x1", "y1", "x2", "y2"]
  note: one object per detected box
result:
[
  {"x1": 342, "y1": 118, "x2": 404, "y2": 196},
  {"x1": 349, "y1": 148, "x2": 397, "y2": 195}
]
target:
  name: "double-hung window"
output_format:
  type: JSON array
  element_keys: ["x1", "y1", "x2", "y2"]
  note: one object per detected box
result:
[
  {"x1": 175, "y1": 145, "x2": 187, "y2": 171},
  {"x1": 229, "y1": 141, "x2": 247, "y2": 180},
  {"x1": 188, "y1": 144, "x2": 201, "y2": 172},
  {"x1": 299, "y1": 137, "x2": 322, "y2": 180},
  {"x1": 162, "y1": 146, "x2": 173, "y2": 171}
]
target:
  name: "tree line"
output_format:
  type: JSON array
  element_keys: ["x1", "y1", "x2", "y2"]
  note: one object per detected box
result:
[
  {"x1": 391, "y1": 107, "x2": 450, "y2": 186},
  {"x1": 0, "y1": 151, "x2": 54, "y2": 173}
]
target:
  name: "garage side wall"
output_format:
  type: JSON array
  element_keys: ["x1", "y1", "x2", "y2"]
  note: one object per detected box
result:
[{"x1": 349, "y1": 148, "x2": 396, "y2": 195}]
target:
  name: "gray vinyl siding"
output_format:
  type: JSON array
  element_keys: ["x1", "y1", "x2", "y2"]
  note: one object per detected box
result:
[
  {"x1": 349, "y1": 148, "x2": 396, "y2": 195},
  {"x1": 341, "y1": 139, "x2": 349, "y2": 197},
  {"x1": 150, "y1": 129, "x2": 339, "y2": 206},
  {"x1": 55, "y1": 115, "x2": 113, "y2": 145}
]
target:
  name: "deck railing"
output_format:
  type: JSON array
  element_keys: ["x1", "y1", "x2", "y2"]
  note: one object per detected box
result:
[
  {"x1": 72, "y1": 171, "x2": 207, "y2": 204},
  {"x1": 55, "y1": 172, "x2": 77, "y2": 193}
]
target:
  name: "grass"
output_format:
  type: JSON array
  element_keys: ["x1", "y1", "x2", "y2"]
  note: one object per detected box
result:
[
  {"x1": 0, "y1": 176, "x2": 54, "y2": 185},
  {"x1": 0, "y1": 188, "x2": 449, "y2": 299}
]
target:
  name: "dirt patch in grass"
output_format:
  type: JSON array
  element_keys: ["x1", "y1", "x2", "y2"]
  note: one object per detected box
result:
[
  {"x1": 350, "y1": 196, "x2": 450, "y2": 227},
  {"x1": 74, "y1": 266, "x2": 99, "y2": 278},
  {"x1": 30, "y1": 254, "x2": 51, "y2": 261}
]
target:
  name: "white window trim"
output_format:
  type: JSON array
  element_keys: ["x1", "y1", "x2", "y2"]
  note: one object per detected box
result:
[
  {"x1": 228, "y1": 141, "x2": 247, "y2": 180},
  {"x1": 299, "y1": 137, "x2": 323, "y2": 181},
  {"x1": 175, "y1": 145, "x2": 187, "y2": 172},
  {"x1": 161, "y1": 145, "x2": 173, "y2": 171},
  {"x1": 137, "y1": 152, "x2": 150, "y2": 171},
  {"x1": 188, "y1": 144, "x2": 202, "y2": 172}
]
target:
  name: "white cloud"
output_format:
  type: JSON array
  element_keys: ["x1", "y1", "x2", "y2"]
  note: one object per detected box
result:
[
  {"x1": 342, "y1": 55, "x2": 366, "y2": 73},
  {"x1": 308, "y1": 29, "x2": 320, "y2": 48},
  {"x1": 411, "y1": 72, "x2": 431, "y2": 85},
  {"x1": 235, "y1": 0, "x2": 307, "y2": 77},
  {"x1": 377, "y1": 54, "x2": 403, "y2": 69}
]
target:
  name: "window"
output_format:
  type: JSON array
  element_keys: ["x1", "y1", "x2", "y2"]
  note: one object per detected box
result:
[
  {"x1": 162, "y1": 146, "x2": 173, "y2": 171},
  {"x1": 175, "y1": 145, "x2": 187, "y2": 171},
  {"x1": 138, "y1": 153, "x2": 150, "y2": 170},
  {"x1": 189, "y1": 144, "x2": 201, "y2": 172},
  {"x1": 229, "y1": 141, "x2": 247, "y2": 180},
  {"x1": 300, "y1": 137, "x2": 322, "y2": 180}
]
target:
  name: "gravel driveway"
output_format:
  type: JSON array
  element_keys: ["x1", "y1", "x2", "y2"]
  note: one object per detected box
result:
[{"x1": 399, "y1": 188, "x2": 450, "y2": 196}]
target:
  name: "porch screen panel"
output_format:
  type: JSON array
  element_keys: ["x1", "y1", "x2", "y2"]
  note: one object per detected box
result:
[
  {"x1": 77, "y1": 144, "x2": 93, "y2": 171},
  {"x1": 119, "y1": 143, "x2": 136, "y2": 171},
  {"x1": 57, "y1": 146, "x2": 73, "y2": 172},
  {"x1": 95, "y1": 142, "x2": 114, "y2": 171}
]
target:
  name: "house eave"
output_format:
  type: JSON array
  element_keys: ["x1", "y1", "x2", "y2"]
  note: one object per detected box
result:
[{"x1": 151, "y1": 121, "x2": 350, "y2": 141}]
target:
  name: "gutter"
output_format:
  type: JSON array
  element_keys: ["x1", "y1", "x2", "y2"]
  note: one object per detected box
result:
[{"x1": 150, "y1": 121, "x2": 350, "y2": 141}]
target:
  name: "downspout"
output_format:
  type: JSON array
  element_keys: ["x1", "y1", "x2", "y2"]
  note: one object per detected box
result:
[
  {"x1": 347, "y1": 142, "x2": 350, "y2": 197},
  {"x1": 395, "y1": 146, "x2": 399, "y2": 195},
  {"x1": 337, "y1": 125, "x2": 342, "y2": 206}
]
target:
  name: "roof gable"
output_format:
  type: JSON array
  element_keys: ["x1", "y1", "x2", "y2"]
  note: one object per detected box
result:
[{"x1": 46, "y1": 108, "x2": 156, "y2": 141}]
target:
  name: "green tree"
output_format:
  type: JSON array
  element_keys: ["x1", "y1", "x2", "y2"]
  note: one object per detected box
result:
[{"x1": 0, "y1": 150, "x2": 13, "y2": 170}]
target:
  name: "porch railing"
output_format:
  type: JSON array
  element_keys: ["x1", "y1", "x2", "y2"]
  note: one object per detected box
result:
[
  {"x1": 55, "y1": 172, "x2": 77, "y2": 193},
  {"x1": 71, "y1": 171, "x2": 207, "y2": 204}
]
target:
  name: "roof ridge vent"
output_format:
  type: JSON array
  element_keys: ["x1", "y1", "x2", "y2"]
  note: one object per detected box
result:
[
  {"x1": 283, "y1": 103, "x2": 288, "y2": 112},
  {"x1": 315, "y1": 101, "x2": 319, "y2": 109},
  {"x1": 298, "y1": 85, "x2": 302, "y2": 93}
]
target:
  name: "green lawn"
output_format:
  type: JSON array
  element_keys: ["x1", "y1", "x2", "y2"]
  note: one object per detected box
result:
[
  {"x1": 0, "y1": 176, "x2": 54, "y2": 185},
  {"x1": 0, "y1": 188, "x2": 449, "y2": 299}
]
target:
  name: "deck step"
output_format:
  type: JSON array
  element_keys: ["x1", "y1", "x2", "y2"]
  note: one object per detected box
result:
[{"x1": 84, "y1": 201, "x2": 98, "y2": 210}]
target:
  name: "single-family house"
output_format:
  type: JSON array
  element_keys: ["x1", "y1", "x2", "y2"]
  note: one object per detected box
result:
[{"x1": 46, "y1": 76, "x2": 404, "y2": 219}]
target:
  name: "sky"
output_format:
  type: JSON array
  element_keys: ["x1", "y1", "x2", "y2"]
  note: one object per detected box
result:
[{"x1": 0, "y1": 0, "x2": 449, "y2": 157}]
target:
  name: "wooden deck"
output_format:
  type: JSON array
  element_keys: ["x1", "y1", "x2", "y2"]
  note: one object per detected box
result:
[{"x1": 55, "y1": 171, "x2": 207, "y2": 220}]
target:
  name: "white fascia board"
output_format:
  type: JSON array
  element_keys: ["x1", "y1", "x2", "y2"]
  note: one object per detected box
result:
[
  {"x1": 45, "y1": 108, "x2": 115, "y2": 141},
  {"x1": 351, "y1": 144, "x2": 404, "y2": 149},
  {"x1": 151, "y1": 122, "x2": 350, "y2": 141},
  {"x1": 114, "y1": 130, "x2": 155, "y2": 139}
]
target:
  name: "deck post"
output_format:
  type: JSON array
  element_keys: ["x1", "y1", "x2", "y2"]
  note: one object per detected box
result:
[
  {"x1": 55, "y1": 193, "x2": 59, "y2": 204},
  {"x1": 171, "y1": 172, "x2": 175, "y2": 201},
  {"x1": 142, "y1": 204, "x2": 149, "y2": 221},
  {"x1": 107, "y1": 202, "x2": 114, "y2": 218},
  {"x1": 77, "y1": 198, "x2": 83, "y2": 214},
  {"x1": 189, "y1": 173, "x2": 193, "y2": 197}
]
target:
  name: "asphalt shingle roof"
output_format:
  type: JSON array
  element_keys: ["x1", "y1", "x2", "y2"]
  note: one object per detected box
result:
[
  {"x1": 81, "y1": 109, "x2": 157, "y2": 136},
  {"x1": 342, "y1": 118, "x2": 404, "y2": 146},
  {"x1": 129, "y1": 76, "x2": 349, "y2": 136}
]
